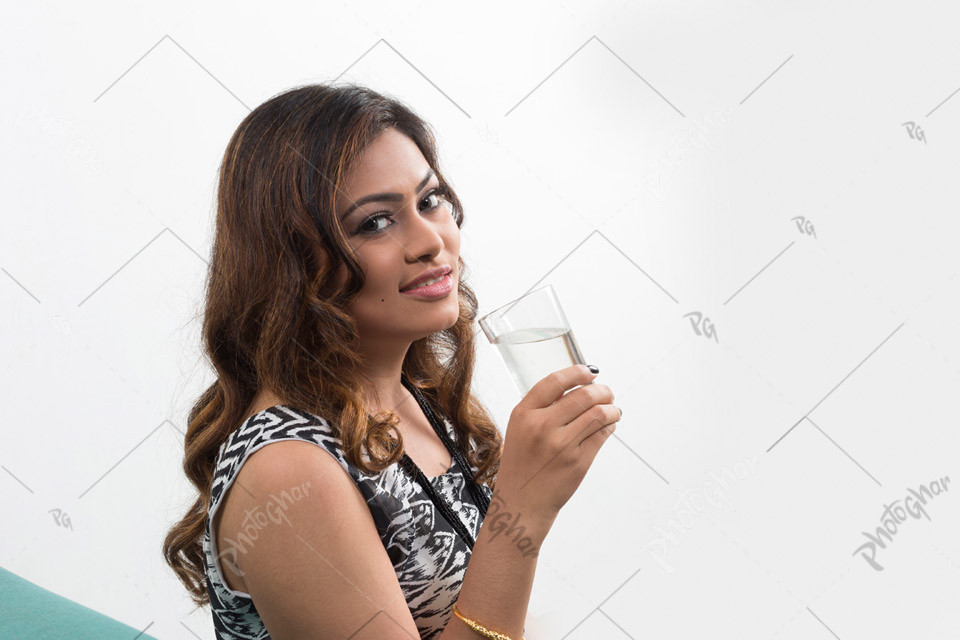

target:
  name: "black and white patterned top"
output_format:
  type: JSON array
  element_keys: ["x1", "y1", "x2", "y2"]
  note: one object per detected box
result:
[{"x1": 203, "y1": 404, "x2": 494, "y2": 639}]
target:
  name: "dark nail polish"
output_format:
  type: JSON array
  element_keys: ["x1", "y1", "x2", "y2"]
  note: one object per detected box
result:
[{"x1": 587, "y1": 364, "x2": 599, "y2": 374}]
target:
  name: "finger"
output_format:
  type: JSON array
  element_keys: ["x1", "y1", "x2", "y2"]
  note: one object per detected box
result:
[
  {"x1": 524, "y1": 364, "x2": 599, "y2": 410},
  {"x1": 569, "y1": 404, "x2": 620, "y2": 448},
  {"x1": 549, "y1": 382, "x2": 614, "y2": 429},
  {"x1": 576, "y1": 419, "x2": 617, "y2": 466}
]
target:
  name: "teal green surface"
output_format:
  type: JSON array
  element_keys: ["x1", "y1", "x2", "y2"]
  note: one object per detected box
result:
[{"x1": 0, "y1": 566, "x2": 159, "y2": 639}]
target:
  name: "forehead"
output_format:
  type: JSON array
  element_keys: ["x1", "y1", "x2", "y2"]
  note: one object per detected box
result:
[{"x1": 340, "y1": 128, "x2": 430, "y2": 196}]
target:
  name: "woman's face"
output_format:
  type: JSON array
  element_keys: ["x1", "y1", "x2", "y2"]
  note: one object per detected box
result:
[{"x1": 333, "y1": 128, "x2": 461, "y2": 346}]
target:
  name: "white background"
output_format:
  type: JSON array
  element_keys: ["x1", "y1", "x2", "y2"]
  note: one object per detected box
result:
[{"x1": 2, "y1": 1, "x2": 958, "y2": 638}]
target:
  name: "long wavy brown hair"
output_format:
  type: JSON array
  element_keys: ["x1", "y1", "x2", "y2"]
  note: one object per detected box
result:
[{"x1": 162, "y1": 82, "x2": 503, "y2": 607}]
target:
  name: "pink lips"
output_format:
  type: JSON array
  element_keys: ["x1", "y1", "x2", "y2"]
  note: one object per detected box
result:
[{"x1": 399, "y1": 273, "x2": 454, "y2": 298}]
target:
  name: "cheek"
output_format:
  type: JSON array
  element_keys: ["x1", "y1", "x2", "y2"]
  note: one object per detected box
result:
[
  {"x1": 444, "y1": 220, "x2": 461, "y2": 248},
  {"x1": 350, "y1": 251, "x2": 399, "y2": 294}
]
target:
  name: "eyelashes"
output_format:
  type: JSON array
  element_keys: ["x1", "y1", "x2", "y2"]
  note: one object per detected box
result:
[{"x1": 353, "y1": 186, "x2": 449, "y2": 236}]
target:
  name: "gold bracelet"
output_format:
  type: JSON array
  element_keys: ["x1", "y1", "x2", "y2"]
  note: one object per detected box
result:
[{"x1": 452, "y1": 603, "x2": 525, "y2": 640}]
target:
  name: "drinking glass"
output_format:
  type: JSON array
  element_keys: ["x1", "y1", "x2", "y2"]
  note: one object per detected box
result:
[{"x1": 479, "y1": 284, "x2": 590, "y2": 397}]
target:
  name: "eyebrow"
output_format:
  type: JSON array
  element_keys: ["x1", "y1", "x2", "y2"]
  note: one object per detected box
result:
[{"x1": 339, "y1": 169, "x2": 436, "y2": 222}]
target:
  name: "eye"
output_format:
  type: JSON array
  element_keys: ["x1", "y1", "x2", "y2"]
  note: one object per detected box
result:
[
  {"x1": 354, "y1": 187, "x2": 447, "y2": 236},
  {"x1": 419, "y1": 191, "x2": 442, "y2": 211},
  {"x1": 355, "y1": 212, "x2": 391, "y2": 235}
]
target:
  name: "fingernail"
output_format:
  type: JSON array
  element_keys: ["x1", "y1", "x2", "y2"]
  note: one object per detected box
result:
[{"x1": 587, "y1": 364, "x2": 599, "y2": 374}]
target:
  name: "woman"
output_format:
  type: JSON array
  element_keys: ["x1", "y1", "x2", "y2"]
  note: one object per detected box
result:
[{"x1": 162, "y1": 83, "x2": 621, "y2": 639}]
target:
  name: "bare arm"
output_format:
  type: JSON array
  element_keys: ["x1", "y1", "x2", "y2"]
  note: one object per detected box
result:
[
  {"x1": 215, "y1": 440, "x2": 422, "y2": 639},
  {"x1": 438, "y1": 489, "x2": 555, "y2": 639},
  {"x1": 442, "y1": 364, "x2": 620, "y2": 638}
]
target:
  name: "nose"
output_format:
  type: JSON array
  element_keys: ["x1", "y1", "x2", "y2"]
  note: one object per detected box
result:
[{"x1": 401, "y1": 200, "x2": 446, "y2": 260}]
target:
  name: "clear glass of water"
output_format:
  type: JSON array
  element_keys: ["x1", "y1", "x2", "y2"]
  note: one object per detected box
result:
[{"x1": 478, "y1": 284, "x2": 590, "y2": 397}]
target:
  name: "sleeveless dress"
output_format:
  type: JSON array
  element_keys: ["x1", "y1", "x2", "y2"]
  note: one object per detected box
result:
[{"x1": 202, "y1": 404, "x2": 494, "y2": 640}]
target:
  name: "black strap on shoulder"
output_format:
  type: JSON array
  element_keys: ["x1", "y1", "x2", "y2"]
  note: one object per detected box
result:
[{"x1": 398, "y1": 372, "x2": 492, "y2": 550}]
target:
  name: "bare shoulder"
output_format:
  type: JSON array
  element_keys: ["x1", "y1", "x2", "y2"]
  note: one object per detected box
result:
[{"x1": 214, "y1": 439, "x2": 420, "y2": 639}]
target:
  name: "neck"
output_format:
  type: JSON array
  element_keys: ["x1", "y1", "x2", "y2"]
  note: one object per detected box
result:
[{"x1": 350, "y1": 330, "x2": 413, "y2": 412}]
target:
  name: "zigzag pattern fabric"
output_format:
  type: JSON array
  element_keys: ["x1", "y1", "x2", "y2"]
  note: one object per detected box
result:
[{"x1": 202, "y1": 404, "x2": 493, "y2": 639}]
